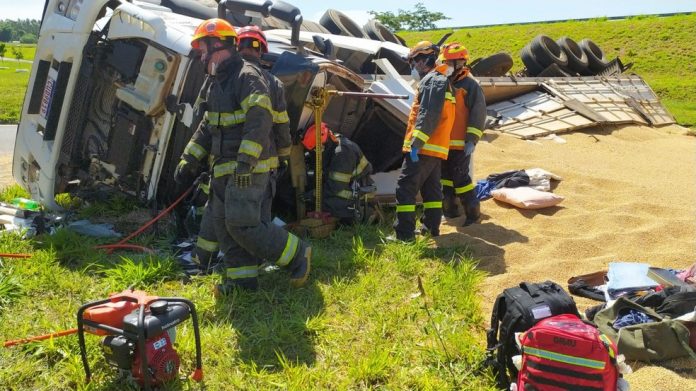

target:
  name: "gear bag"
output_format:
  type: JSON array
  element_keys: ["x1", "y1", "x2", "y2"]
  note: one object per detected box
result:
[
  {"x1": 485, "y1": 281, "x2": 580, "y2": 389},
  {"x1": 517, "y1": 314, "x2": 619, "y2": 391}
]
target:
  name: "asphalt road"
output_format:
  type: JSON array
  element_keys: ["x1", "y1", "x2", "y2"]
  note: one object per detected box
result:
[{"x1": 0, "y1": 125, "x2": 17, "y2": 155}]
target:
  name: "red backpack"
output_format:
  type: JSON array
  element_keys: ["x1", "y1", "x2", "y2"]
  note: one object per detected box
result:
[{"x1": 517, "y1": 314, "x2": 619, "y2": 391}]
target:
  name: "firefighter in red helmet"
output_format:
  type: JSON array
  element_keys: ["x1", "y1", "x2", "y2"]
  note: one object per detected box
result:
[{"x1": 439, "y1": 42, "x2": 486, "y2": 226}]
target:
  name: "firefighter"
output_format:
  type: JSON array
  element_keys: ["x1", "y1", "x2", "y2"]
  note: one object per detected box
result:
[
  {"x1": 301, "y1": 122, "x2": 373, "y2": 225},
  {"x1": 236, "y1": 25, "x2": 292, "y2": 172},
  {"x1": 175, "y1": 18, "x2": 310, "y2": 292},
  {"x1": 392, "y1": 41, "x2": 456, "y2": 242},
  {"x1": 439, "y1": 43, "x2": 487, "y2": 226},
  {"x1": 175, "y1": 25, "x2": 292, "y2": 273}
]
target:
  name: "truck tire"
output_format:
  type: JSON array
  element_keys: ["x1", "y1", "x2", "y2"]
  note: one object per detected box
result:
[
  {"x1": 520, "y1": 44, "x2": 545, "y2": 76},
  {"x1": 556, "y1": 36, "x2": 589, "y2": 75},
  {"x1": 301, "y1": 20, "x2": 331, "y2": 34},
  {"x1": 470, "y1": 52, "x2": 513, "y2": 77},
  {"x1": 579, "y1": 38, "x2": 609, "y2": 73},
  {"x1": 530, "y1": 35, "x2": 568, "y2": 68},
  {"x1": 363, "y1": 19, "x2": 402, "y2": 45},
  {"x1": 319, "y1": 9, "x2": 366, "y2": 38}
]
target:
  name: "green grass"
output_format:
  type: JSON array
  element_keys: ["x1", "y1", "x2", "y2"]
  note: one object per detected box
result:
[
  {"x1": 0, "y1": 60, "x2": 30, "y2": 124},
  {"x1": 2, "y1": 44, "x2": 36, "y2": 61},
  {"x1": 0, "y1": 183, "x2": 494, "y2": 390},
  {"x1": 401, "y1": 13, "x2": 696, "y2": 127}
]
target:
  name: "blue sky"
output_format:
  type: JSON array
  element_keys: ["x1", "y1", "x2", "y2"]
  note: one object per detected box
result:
[{"x1": 2, "y1": 0, "x2": 694, "y2": 27}]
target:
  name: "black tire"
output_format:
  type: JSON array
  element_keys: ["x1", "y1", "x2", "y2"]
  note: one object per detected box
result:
[
  {"x1": 301, "y1": 20, "x2": 331, "y2": 34},
  {"x1": 363, "y1": 19, "x2": 402, "y2": 45},
  {"x1": 319, "y1": 9, "x2": 366, "y2": 38},
  {"x1": 520, "y1": 44, "x2": 545, "y2": 76},
  {"x1": 530, "y1": 35, "x2": 568, "y2": 68},
  {"x1": 470, "y1": 52, "x2": 513, "y2": 77},
  {"x1": 556, "y1": 36, "x2": 589, "y2": 74},
  {"x1": 579, "y1": 38, "x2": 609, "y2": 73},
  {"x1": 261, "y1": 16, "x2": 292, "y2": 30}
]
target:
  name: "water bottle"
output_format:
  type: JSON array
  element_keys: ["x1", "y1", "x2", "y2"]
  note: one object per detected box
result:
[{"x1": 10, "y1": 197, "x2": 41, "y2": 211}]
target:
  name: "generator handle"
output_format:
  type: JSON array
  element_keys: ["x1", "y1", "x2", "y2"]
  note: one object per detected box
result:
[
  {"x1": 160, "y1": 298, "x2": 204, "y2": 380},
  {"x1": 77, "y1": 296, "x2": 114, "y2": 383}
]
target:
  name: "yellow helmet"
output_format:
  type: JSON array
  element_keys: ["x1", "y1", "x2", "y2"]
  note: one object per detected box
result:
[
  {"x1": 191, "y1": 18, "x2": 238, "y2": 49},
  {"x1": 407, "y1": 41, "x2": 438, "y2": 61}
]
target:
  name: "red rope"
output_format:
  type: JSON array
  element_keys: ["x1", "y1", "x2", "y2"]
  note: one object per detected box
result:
[
  {"x1": 98, "y1": 184, "x2": 195, "y2": 254},
  {"x1": 0, "y1": 253, "x2": 32, "y2": 258}
]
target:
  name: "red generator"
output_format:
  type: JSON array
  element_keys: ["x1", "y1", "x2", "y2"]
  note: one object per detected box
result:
[{"x1": 77, "y1": 289, "x2": 203, "y2": 390}]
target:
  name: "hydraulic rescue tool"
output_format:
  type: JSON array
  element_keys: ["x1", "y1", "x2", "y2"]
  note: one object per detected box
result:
[{"x1": 77, "y1": 289, "x2": 203, "y2": 390}]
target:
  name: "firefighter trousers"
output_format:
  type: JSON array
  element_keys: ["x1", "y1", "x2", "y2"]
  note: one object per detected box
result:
[
  {"x1": 210, "y1": 171, "x2": 304, "y2": 288},
  {"x1": 441, "y1": 149, "x2": 476, "y2": 208},
  {"x1": 394, "y1": 155, "x2": 443, "y2": 241}
]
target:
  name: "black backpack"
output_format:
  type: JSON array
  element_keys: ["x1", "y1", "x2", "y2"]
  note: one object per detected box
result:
[{"x1": 485, "y1": 281, "x2": 580, "y2": 389}]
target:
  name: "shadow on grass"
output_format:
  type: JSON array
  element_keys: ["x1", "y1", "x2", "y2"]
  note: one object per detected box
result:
[
  {"x1": 213, "y1": 278, "x2": 324, "y2": 369},
  {"x1": 207, "y1": 223, "x2": 389, "y2": 369}
]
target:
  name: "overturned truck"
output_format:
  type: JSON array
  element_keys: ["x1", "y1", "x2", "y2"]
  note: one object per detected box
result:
[{"x1": 13, "y1": 0, "x2": 675, "y2": 213}]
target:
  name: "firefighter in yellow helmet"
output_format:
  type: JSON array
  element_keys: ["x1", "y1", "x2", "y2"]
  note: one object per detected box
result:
[
  {"x1": 391, "y1": 41, "x2": 456, "y2": 241},
  {"x1": 440, "y1": 42, "x2": 486, "y2": 226},
  {"x1": 175, "y1": 18, "x2": 311, "y2": 292}
]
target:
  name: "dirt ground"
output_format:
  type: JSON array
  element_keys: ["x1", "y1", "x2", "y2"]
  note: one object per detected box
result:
[
  {"x1": 0, "y1": 124, "x2": 693, "y2": 389},
  {"x1": 436, "y1": 124, "x2": 696, "y2": 390}
]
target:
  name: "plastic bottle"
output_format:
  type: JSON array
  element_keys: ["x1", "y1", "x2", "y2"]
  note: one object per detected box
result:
[{"x1": 10, "y1": 197, "x2": 41, "y2": 211}]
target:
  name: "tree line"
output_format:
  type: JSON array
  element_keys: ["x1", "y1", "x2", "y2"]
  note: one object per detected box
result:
[{"x1": 0, "y1": 19, "x2": 41, "y2": 44}]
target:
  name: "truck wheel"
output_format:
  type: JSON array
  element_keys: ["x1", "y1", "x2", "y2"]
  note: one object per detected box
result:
[
  {"x1": 520, "y1": 44, "x2": 545, "y2": 76},
  {"x1": 301, "y1": 20, "x2": 330, "y2": 34},
  {"x1": 556, "y1": 36, "x2": 590, "y2": 75},
  {"x1": 363, "y1": 19, "x2": 402, "y2": 45},
  {"x1": 320, "y1": 9, "x2": 366, "y2": 38},
  {"x1": 530, "y1": 35, "x2": 568, "y2": 68},
  {"x1": 470, "y1": 52, "x2": 513, "y2": 77},
  {"x1": 579, "y1": 38, "x2": 609, "y2": 74}
]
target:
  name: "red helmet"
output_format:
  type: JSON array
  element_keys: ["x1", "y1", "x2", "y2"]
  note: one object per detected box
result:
[
  {"x1": 191, "y1": 18, "x2": 237, "y2": 49},
  {"x1": 302, "y1": 122, "x2": 336, "y2": 150},
  {"x1": 237, "y1": 25, "x2": 268, "y2": 53},
  {"x1": 441, "y1": 42, "x2": 469, "y2": 62}
]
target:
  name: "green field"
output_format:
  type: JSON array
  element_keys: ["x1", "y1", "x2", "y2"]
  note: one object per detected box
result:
[
  {"x1": 0, "y1": 61, "x2": 31, "y2": 123},
  {"x1": 401, "y1": 13, "x2": 696, "y2": 127}
]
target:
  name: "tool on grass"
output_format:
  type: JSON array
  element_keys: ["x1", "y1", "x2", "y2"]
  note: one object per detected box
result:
[{"x1": 76, "y1": 289, "x2": 203, "y2": 390}]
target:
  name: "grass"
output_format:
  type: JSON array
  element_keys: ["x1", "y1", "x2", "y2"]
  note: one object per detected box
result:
[
  {"x1": 0, "y1": 184, "x2": 494, "y2": 390},
  {"x1": 0, "y1": 59, "x2": 31, "y2": 124},
  {"x1": 400, "y1": 13, "x2": 696, "y2": 128}
]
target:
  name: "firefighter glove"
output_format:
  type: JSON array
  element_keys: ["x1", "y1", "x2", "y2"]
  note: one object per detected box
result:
[
  {"x1": 409, "y1": 147, "x2": 420, "y2": 162},
  {"x1": 277, "y1": 156, "x2": 289, "y2": 177},
  {"x1": 464, "y1": 141, "x2": 476, "y2": 157},
  {"x1": 234, "y1": 162, "x2": 252, "y2": 188},
  {"x1": 174, "y1": 160, "x2": 195, "y2": 185}
]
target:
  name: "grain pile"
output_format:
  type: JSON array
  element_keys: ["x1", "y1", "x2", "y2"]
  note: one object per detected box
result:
[{"x1": 437, "y1": 124, "x2": 696, "y2": 390}]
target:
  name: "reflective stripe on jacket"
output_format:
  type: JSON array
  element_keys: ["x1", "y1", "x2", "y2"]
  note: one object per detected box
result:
[
  {"x1": 403, "y1": 64, "x2": 456, "y2": 160},
  {"x1": 325, "y1": 134, "x2": 372, "y2": 200},
  {"x1": 449, "y1": 69, "x2": 487, "y2": 149}
]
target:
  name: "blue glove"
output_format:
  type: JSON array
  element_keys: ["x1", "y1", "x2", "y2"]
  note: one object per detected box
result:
[
  {"x1": 464, "y1": 141, "x2": 476, "y2": 157},
  {"x1": 409, "y1": 147, "x2": 420, "y2": 162}
]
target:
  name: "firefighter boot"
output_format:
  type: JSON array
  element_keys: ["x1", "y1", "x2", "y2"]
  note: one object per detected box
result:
[
  {"x1": 462, "y1": 193, "x2": 481, "y2": 227},
  {"x1": 288, "y1": 244, "x2": 312, "y2": 288},
  {"x1": 442, "y1": 194, "x2": 461, "y2": 218}
]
